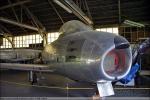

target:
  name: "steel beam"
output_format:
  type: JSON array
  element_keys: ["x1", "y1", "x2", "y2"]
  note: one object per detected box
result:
[
  {"x1": 0, "y1": 17, "x2": 38, "y2": 31},
  {"x1": 118, "y1": 0, "x2": 121, "y2": 24},
  {"x1": 48, "y1": 0, "x2": 64, "y2": 24},
  {"x1": 53, "y1": 0, "x2": 93, "y2": 25},
  {"x1": 0, "y1": 24, "x2": 12, "y2": 36},
  {"x1": 22, "y1": 5, "x2": 45, "y2": 30},
  {"x1": 7, "y1": 0, "x2": 19, "y2": 22},
  {"x1": 23, "y1": 6, "x2": 48, "y2": 45},
  {"x1": 0, "y1": 17, "x2": 48, "y2": 47},
  {"x1": 19, "y1": 2, "x2": 47, "y2": 45},
  {"x1": 0, "y1": 0, "x2": 31, "y2": 10}
]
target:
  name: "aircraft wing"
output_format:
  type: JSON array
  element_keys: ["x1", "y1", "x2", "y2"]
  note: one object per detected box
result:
[
  {"x1": 0, "y1": 58, "x2": 36, "y2": 63},
  {"x1": 0, "y1": 63, "x2": 54, "y2": 72},
  {"x1": 0, "y1": 49, "x2": 41, "y2": 63}
]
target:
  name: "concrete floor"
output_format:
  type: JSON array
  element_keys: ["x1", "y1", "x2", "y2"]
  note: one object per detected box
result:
[
  {"x1": 0, "y1": 70, "x2": 96, "y2": 97},
  {"x1": 0, "y1": 70, "x2": 150, "y2": 98}
]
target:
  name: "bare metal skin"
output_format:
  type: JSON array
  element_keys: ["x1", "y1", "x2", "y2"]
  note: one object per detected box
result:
[{"x1": 0, "y1": 20, "x2": 132, "y2": 97}]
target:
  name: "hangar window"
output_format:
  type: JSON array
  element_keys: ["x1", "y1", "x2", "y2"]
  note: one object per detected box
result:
[
  {"x1": 22, "y1": 36, "x2": 28, "y2": 47},
  {"x1": 14, "y1": 36, "x2": 22, "y2": 48},
  {"x1": 35, "y1": 34, "x2": 43, "y2": 43},
  {"x1": 96, "y1": 27, "x2": 118, "y2": 35},
  {"x1": 14, "y1": 34, "x2": 43, "y2": 48},
  {"x1": 48, "y1": 32, "x2": 60, "y2": 43},
  {"x1": 0, "y1": 37, "x2": 12, "y2": 48}
]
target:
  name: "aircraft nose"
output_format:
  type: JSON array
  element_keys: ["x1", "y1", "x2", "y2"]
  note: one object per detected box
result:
[
  {"x1": 101, "y1": 35, "x2": 132, "y2": 80},
  {"x1": 114, "y1": 36, "x2": 130, "y2": 49}
]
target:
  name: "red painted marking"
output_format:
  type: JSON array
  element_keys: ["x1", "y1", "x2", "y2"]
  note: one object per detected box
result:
[
  {"x1": 115, "y1": 55, "x2": 119, "y2": 65},
  {"x1": 105, "y1": 49, "x2": 127, "y2": 75}
]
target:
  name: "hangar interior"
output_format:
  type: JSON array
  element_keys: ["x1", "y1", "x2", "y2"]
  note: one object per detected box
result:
[{"x1": 0, "y1": 0, "x2": 150, "y2": 99}]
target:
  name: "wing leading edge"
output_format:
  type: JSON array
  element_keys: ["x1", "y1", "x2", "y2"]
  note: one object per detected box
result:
[{"x1": 0, "y1": 63, "x2": 54, "y2": 72}]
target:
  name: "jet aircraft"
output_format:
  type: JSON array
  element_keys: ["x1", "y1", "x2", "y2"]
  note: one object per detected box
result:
[{"x1": 0, "y1": 20, "x2": 132, "y2": 97}]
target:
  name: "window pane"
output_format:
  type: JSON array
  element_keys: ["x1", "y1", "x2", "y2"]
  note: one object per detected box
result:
[
  {"x1": 50, "y1": 33, "x2": 54, "y2": 37},
  {"x1": 36, "y1": 34, "x2": 40, "y2": 38},
  {"x1": 29, "y1": 39, "x2": 32, "y2": 44},
  {"x1": 36, "y1": 39, "x2": 40, "y2": 43},
  {"x1": 100, "y1": 28, "x2": 107, "y2": 32},
  {"x1": 107, "y1": 28, "x2": 113, "y2": 33},
  {"x1": 29, "y1": 35, "x2": 32, "y2": 40},
  {"x1": 113, "y1": 28, "x2": 118, "y2": 34},
  {"x1": 96, "y1": 27, "x2": 118, "y2": 35},
  {"x1": 96, "y1": 29, "x2": 101, "y2": 31}
]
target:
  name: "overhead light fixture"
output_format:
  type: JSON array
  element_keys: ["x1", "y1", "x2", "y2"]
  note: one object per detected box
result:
[
  {"x1": 123, "y1": 20, "x2": 144, "y2": 27},
  {"x1": 53, "y1": 0, "x2": 72, "y2": 13}
]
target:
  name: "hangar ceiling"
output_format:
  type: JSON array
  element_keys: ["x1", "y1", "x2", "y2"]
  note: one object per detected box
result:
[{"x1": 0, "y1": 0, "x2": 150, "y2": 36}]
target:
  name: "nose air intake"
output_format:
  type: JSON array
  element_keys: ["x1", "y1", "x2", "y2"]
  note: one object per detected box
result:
[{"x1": 102, "y1": 36, "x2": 132, "y2": 80}]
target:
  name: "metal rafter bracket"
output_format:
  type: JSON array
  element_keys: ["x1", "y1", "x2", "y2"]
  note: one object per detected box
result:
[
  {"x1": 38, "y1": 29, "x2": 48, "y2": 45},
  {"x1": 0, "y1": 30, "x2": 14, "y2": 48}
]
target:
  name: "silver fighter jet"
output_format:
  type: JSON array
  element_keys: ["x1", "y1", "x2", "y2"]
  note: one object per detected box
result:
[{"x1": 0, "y1": 20, "x2": 132, "y2": 97}]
